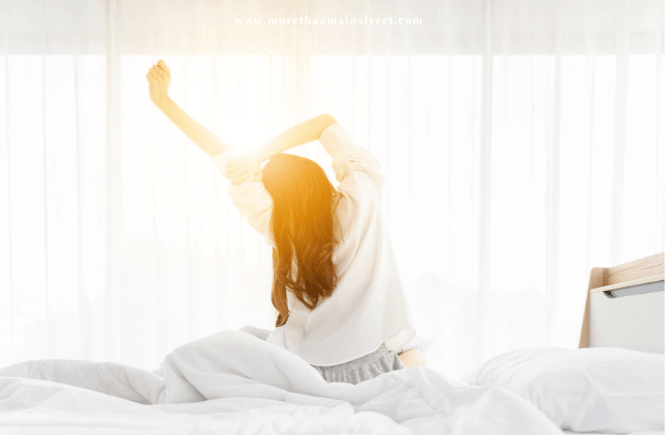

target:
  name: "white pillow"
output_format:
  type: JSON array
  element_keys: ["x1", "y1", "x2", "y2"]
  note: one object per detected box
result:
[{"x1": 466, "y1": 346, "x2": 664, "y2": 433}]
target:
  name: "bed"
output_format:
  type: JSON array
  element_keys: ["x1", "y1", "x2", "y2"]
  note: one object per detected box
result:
[
  {"x1": 572, "y1": 252, "x2": 664, "y2": 435},
  {"x1": 465, "y1": 252, "x2": 664, "y2": 435},
  {"x1": 0, "y1": 254, "x2": 662, "y2": 434},
  {"x1": 579, "y1": 252, "x2": 664, "y2": 354}
]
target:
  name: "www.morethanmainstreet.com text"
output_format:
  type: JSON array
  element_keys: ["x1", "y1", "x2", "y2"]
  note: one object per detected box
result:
[{"x1": 235, "y1": 17, "x2": 423, "y2": 25}]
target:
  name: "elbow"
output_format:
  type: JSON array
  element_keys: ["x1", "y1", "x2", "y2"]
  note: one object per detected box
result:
[
  {"x1": 317, "y1": 114, "x2": 338, "y2": 139},
  {"x1": 319, "y1": 113, "x2": 338, "y2": 127}
]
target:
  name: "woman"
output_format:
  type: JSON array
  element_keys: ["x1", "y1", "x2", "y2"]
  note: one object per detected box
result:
[{"x1": 146, "y1": 60, "x2": 426, "y2": 384}]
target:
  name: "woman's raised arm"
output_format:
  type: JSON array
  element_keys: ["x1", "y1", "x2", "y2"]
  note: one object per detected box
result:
[
  {"x1": 255, "y1": 113, "x2": 338, "y2": 162},
  {"x1": 146, "y1": 59, "x2": 231, "y2": 158},
  {"x1": 225, "y1": 114, "x2": 338, "y2": 185}
]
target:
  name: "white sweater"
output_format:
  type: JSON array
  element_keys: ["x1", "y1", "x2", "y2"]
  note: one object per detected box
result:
[{"x1": 212, "y1": 123, "x2": 416, "y2": 366}]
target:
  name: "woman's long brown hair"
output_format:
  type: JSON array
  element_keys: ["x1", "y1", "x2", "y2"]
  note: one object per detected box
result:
[{"x1": 261, "y1": 153, "x2": 341, "y2": 327}]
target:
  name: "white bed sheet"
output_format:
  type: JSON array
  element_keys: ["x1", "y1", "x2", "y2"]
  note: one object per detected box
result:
[
  {"x1": 0, "y1": 329, "x2": 566, "y2": 435},
  {"x1": 566, "y1": 433, "x2": 664, "y2": 435}
]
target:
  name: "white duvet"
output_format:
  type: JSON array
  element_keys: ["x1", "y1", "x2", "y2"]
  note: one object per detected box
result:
[{"x1": 0, "y1": 329, "x2": 565, "y2": 434}]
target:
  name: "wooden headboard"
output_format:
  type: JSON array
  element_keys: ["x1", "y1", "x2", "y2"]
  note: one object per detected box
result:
[{"x1": 579, "y1": 252, "x2": 664, "y2": 354}]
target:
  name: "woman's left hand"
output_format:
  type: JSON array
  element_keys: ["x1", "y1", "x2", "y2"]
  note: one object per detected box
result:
[
  {"x1": 226, "y1": 150, "x2": 263, "y2": 185},
  {"x1": 398, "y1": 348, "x2": 426, "y2": 367},
  {"x1": 146, "y1": 59, "x2": 171, "y2": 107}
]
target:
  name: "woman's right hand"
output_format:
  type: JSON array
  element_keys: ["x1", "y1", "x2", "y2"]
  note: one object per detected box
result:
[
  {"x1": 146, "y1": 59, "x2": 171, "y2": 107},
  {"x1": 398, "y1": 348, "x2": 426, "y2": 367},
  {"x1": 226, "y1": 149, "x2": 263, "y2": 185}
]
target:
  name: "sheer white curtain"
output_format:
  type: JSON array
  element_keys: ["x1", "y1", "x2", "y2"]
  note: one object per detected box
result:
[{"x1": 1, "y1": 0, "x2": 663, "y2": 377}]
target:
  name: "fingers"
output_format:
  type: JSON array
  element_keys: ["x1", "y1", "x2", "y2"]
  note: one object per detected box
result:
[
  {"x1": 226, "y1": 167, "x2": 243, "y2": 179},
  {"x1": 229, "y1": 168, "x2": 261, "y2": 185},
  {"x1": 226, "y1": 161, "x2": 254, "y2": 178},
  {"x1": 233, "y1": 174, "x2": 252, "y2": 185},
  {"x1": 227, "y1": 157, "x2": 250, "y2": 172},
  {"x1": 145, "y1": 60, "x2": 170, "y2": 88},
  {"x1": 149, "y1": 67, "x2": 165, "y2": 81},
  {"x1": 146, "y1": 60, "x2": 169, "y2": 83},
  {"x1": 146, "y1": 69, "x2": 162, "y2": 85},
  {"x1": 226, "y1": 165, "x2": 252, "y2": 180},
  {"x1": 231, "y1": 177, "x2": 245, "y2": 186},
  {"x1": 228, "y1": 154, "x2": 258, "y2": 170},
  {"x1": 157, "y1": 59, "x2": 170, "y2": 75},
  {"x1": 227, "y1": 160, "x2": 243, "y2": 172}
]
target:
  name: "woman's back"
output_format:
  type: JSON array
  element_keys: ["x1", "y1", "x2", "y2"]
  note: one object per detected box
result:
[{"x1": 212, "y1": 123, "x2": 416, "y2": 367}]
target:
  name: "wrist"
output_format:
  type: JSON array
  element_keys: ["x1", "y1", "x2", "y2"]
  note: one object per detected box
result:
[{"x1": 155, "y1": 95, "x2": 173, "y2": 111}]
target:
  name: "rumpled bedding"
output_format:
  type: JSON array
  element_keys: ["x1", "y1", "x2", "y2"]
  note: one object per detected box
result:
[{"x1": 0, "y1": 328, "x2": 564, "y2": 434}]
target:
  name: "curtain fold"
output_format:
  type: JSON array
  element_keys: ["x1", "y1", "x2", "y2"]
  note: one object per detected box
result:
[{"x1": 0, "y1": 0, "x2": 663, "y2": 377}]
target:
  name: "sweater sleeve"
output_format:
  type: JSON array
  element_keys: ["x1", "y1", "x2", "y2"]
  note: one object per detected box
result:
[
  {"x1": 211, "y1": 148, "x2": 275, "y2": 247},
  {"x1": 318, "y1": 123, "x2": 386, "y2": 201}
]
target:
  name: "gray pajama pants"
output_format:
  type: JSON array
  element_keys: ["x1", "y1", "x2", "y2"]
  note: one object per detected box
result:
[
  {"x1": 237, "y1": 326, "x2": 406, "y2": 385},
  {"x1": 310, "y1": 344, "x2": 406, "y2": 385}
]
